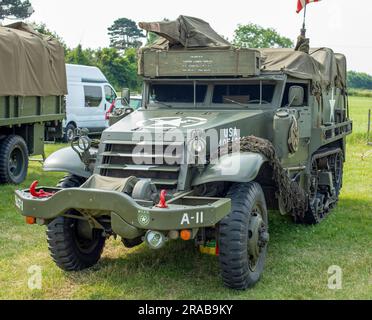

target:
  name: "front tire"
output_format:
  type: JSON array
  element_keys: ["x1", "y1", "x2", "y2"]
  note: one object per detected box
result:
[
  {"x1": 47, "y1": 216, "x2": 106, "y2": 271},
  {"x1": 48, "y1": 174, "x2": 101, "y2": 271},
  {"x1": 0, "y1": 135, "x2": 29, "y2": 184},
  {"x1": 218, "y1": 182, "x2": 269, "y2": 290}
]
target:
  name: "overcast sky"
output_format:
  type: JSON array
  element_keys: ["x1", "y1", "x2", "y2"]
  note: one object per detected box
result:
[{"x1": 5, "y1": 0, "x2": 371, "y2": 73}]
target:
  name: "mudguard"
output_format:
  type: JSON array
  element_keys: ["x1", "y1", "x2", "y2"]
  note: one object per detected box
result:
[
  {"x1": 43, "y1": 147, "x2": 94, "y2": 179},
  {"x1": 192, "y1": 152, "x2": 267, "y2": 186}
]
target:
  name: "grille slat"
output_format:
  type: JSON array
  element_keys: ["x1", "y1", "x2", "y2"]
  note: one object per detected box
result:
[
  {"x1": 100, "y1": 142, "x2": 183, "y2": 190},
  {"x1": 98, "y1": 164, "x2": 180, "y2": 173},
  {"x1": 101, "y1": 151, "x2": 182, "y2": 162}
]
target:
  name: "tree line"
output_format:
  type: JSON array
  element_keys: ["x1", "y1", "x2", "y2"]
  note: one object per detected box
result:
[
  {"x1": 347, "y1": 71, "x2": 372, "y2": 90},
  {"x1": 32, "y1": 20, "x2": 144, "y2": 92}
]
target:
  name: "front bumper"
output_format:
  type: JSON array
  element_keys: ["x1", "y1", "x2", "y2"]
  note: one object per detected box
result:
[{"x1": 15, "y1": 187, "x2": 231, "y2": 233}]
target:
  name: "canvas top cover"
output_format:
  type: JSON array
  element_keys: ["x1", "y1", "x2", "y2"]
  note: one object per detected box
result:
[
  {"x1": 0, "y1": 22, "x2": 67, "y2": 97},
  {"x1": 258, "y1": 48, "x2": 347, "y2": 90}
]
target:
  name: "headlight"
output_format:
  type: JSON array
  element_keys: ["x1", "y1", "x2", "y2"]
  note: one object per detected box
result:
[
  {"x1": 187, "y1": 130, "x2": 206, "y2": 154},
  {"x1": 145, "y1": 230, "x2": 167, "y2": 250},
  {"x1": 78, "y1": 136, "x2": 91, "y2": 152},
  {"x1": 191, "y1": 138, "x2": 205, "y2": 153}
]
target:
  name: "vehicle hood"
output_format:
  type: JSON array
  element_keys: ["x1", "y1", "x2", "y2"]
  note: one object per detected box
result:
[{"x1": 103, "y1": 109, "x2": 269, "y2": 141}]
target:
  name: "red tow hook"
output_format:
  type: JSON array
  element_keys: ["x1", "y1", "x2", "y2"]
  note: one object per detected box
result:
[
  {"x1": 157, "y1": 190, "x2": 168, "y2": 208},
  {"x1": 29, "y1": 181, "x2": 55, "y2": 198}
]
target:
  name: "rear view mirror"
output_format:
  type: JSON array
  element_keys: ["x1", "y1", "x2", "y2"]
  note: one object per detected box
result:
[
  {"x1": 288, "y1": 86, "x2": 304, "y2": 107},
  {"x1": 122, "y1": 88, "x2": 131, "y2": 106}
]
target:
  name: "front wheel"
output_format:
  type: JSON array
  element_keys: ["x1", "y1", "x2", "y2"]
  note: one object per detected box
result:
[
  {"x1": 218, "y1": 182, "x2": 269, "y2": 290},
  {"x1": 47, "y1": 216, "x2": 106, "y2": 271}
]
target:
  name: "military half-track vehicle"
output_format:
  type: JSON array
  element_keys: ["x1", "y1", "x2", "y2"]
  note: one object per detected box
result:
[
  {"x1": 0, "y1": 23, "x2": 67, "y2": 184},
  {"x1": 15, "y1": 16, "x2": 352, "y2": 290}
]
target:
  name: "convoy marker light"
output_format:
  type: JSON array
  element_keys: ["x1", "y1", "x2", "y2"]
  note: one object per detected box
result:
[
  {"x1": 168, "y1": 230, "x2": 179, "y2": 240},
  {"x1": 26, "y1": 217, "x2": 36, "y2": 225},
  {"x1": 180, "y1": 229, "x2": 192, "y2": 241}
]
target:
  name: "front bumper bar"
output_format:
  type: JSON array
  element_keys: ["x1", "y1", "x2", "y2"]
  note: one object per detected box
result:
[{"x1": 15, "y1": 188, "x2": 231, "y2": 231}]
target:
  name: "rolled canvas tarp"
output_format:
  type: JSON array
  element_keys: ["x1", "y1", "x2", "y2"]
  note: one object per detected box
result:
[
  {"x1": 0, "y1": 22, "x2": 67, "y2": 97},
  {"x1": 139, "y1": 15, "x2": 231, "y2": 49}
]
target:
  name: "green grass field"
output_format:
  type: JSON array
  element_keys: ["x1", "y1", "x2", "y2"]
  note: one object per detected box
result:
[{"x1": 0, "y1": 97, "x2": 371, "y2": 300}]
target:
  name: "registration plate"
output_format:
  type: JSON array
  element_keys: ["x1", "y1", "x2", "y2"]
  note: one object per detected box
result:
[{"x1": 15, "y1": 195, "x2": 24, "y2": 211}]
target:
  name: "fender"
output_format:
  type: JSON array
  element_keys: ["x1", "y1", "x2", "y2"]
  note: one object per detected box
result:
[
  {"x1": 192, "y1": 152, "x2": 267, "y2": 186},
  {"x1": 43, "y1": 147, "x2": 94, "y2": 179}
]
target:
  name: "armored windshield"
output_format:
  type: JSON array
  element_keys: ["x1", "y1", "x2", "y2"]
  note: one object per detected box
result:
[
  {"x1": 147, "y1": 81, "x2": 278, "y2": 108},
  {"x1": 150, "y1": 84, "x2": 208, "y2": 104},
  {"x1": 212, "y1": 84, "x2": 275, "y2": 105}
]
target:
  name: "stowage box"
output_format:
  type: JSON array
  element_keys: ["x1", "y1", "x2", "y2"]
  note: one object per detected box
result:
[{"x1": 141, "y1": 48, "x2": 261, "y2": 78}]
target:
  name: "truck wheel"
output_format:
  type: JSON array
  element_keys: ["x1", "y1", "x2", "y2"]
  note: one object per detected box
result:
[
  {"x1": 57, "y1": 175, "x2": 86, "y2": 188},
  {"x1": 0, "y1": 135, "x2": 29, "y2": 184},
  {"x1": 63, "y1": 123, "x2": 76, "y2": 143},
  {"x1": 218, "y1": 182, "x2": 269, "y2": 290},
  {"x1": 47, "y1": 216, "x2": 106, "y2": 271}
]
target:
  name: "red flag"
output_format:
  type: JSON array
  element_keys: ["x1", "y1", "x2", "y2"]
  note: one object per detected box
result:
[{"x1": 297, "y1": 0, "x2": 321, "y2": 14}]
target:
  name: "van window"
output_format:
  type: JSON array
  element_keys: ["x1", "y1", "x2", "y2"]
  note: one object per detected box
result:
[
  {"x1": 104, "y1": 85, "x2": 117, "y2": 103},
  {"x1": 84, "y1": 86, "x2": 102, "y2": 107}
]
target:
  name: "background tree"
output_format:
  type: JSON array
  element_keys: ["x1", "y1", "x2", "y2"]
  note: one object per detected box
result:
[
  {"x1": 0, "y1": 0, "x2": 34, "y2": 20},
  {"x1": 31, "y1": 21, "x2": 68, "y2": 53},
  {"x1": 65, "y1": 44, "x2": 94, "y2": 66},
  {"x1": 95, "y1": 47, "x2": 141, "y2": 90},
  {"x1": 24, "y1": 19, "x2": 144, "y2": 92},
  {"x1": 233, "y1": 23, "x2": 293, "y2": 48},
  {"x1": 108, "y1": 17, "x2": 144, "y2": 51},
  {"x1": 347, "y1": 71, "x2": 372, "y2": 90}
]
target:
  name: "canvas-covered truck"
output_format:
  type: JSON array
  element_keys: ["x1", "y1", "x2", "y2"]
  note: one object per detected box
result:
[
  {"x1": 0, "y1": 23, "x2": 67, "y2": 184},
  {"x1": 15, "y1": 16, "x2": 352, "y2": 290}
]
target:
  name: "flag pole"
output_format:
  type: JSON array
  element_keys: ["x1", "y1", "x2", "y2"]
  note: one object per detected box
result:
[{"x1": 302, "y1": 4, "x2": 307, "y2": 36}]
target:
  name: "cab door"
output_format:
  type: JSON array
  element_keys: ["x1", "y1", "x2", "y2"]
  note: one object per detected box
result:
[
  {"x1": 280, "y1": 82, "x2": 311, "y2": 167},
  {"x1": 81, "y1": 84, "x2": 105, "y2": 131}
]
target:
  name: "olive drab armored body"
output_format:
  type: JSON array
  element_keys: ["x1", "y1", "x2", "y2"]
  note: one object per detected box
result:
[{"x1": 15, "y1": 16, "x2": 352, "y2": 290}]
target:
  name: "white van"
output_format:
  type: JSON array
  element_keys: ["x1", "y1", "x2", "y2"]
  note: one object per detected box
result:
[{"x1": 64, "y1": 64, "x2": 117, "y2": 141}]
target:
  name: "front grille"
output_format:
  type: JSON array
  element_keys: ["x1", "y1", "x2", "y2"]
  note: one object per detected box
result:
[{"x1": 99, "y1": 141, "x2": 184, "y2": 190}]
